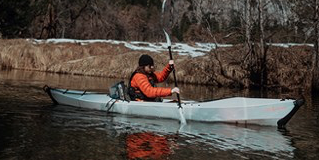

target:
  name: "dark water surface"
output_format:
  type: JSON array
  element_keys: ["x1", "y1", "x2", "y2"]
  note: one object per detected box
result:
[{"x1": 0, "y1": 69, "x2": 318, "y2": 160}]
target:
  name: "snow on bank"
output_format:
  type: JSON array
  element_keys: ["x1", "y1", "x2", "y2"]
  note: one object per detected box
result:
[
  {"x1": 28, "y1": 38, "x2": 232, "y2": 57},
  {"x1": 268, "y1": 43, "x2": 314, "y2": 48},
  {"x1": 27, "y1": 39, "x2": 314, "y2": 57}
]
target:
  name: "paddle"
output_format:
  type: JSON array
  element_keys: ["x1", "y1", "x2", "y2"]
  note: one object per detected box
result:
[
  {"x1": 162, "y1": 0, "x2": 186, "y2": 125},
  {"x1": 164, "y1": 30, "x2": 186, "y2": 125}
]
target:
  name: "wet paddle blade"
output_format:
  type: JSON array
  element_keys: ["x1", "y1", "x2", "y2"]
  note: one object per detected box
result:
[
  {"x1": 179, "y1": 107, "x2": 187, "y2": 124},
  {"x1": 163, "y1": 29, "x2": 171, "y2": 47},
  {"x1": 162, "y1": 0, "x2": 167, "y2": 13}
]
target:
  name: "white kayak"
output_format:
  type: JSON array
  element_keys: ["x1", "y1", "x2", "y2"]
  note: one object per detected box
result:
[{"x1": 43, "y1": 85, "x2": 304, "y2": 128}]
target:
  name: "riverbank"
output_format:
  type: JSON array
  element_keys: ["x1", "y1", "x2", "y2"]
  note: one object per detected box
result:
[{"x1": 0, "y1": 39, "x2": 313, "y2": 92}]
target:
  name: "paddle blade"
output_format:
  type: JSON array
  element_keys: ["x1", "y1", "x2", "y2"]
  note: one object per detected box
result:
[
  {"x1": 162, "y1": 0, "x2": 167, "y2": 13},
  {"x1": 178, "y1": 108, "x2": 187, "y2": 124},
  {"x1": 163, "y1": 29, "x2": 171, "y2": 47}
]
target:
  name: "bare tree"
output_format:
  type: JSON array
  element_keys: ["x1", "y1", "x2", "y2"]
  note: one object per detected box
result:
[
  {"x1": 39, "y1": 0, "x2": 56, "y2": 38},
  {"x1": 258, "y1": 0, "x2": 267, "y2": 87},
  {"x1": 244, "y1": 0, "x2": 254, "y2": 70},
  {"x1": 312, "y1": 0, "x2": 319, "y2": 90},
  {"x1": 36, "y1": 0, "x2": 92, "y2": 39}
]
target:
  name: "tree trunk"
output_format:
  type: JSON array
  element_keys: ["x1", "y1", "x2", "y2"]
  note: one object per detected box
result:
[
  {"x1": 317, "y1": 0, "x2": 319, "y2": 67},
  {"x1": 244, "y1": 0, "x2": 255, "y2": 88},
  {"x1": 245, "y1": 0, "x2": 253, "y2": 64},
  {"x1": 259, "y1": 0, "x2": 267, "y2": 87},
  {"x1": 313, "y1": 0, "x2": 319, "y2": 91}
]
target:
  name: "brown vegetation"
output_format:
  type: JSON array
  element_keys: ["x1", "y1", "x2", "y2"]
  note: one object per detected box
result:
[{"x1": 0, "y1": 39, "x2": 313, "y2": 92}]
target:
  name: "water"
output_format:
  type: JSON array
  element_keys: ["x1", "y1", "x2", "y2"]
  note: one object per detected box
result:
[{"x1": 0, "y1": 69, "x2": 318, "y2": 159}]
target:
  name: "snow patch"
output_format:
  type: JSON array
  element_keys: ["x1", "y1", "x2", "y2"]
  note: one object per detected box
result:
[
  {"x1": 28, "y1": 38, "x2": 226, "y2": 57},
  {"x1": 27, "y1": 39, "x2": 314, "y2": 57},
  {"x1": 268, "y1": 43, "x2": 314, "y2": 48}
]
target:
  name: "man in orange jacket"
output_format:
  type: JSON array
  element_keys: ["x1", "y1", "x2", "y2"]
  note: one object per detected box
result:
[{"x1": 128, "y1": 54, "x2": 180, "y2": 101}]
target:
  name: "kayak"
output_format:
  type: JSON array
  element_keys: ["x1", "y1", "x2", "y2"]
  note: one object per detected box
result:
[{"x1": 43, "y1": 85, "x2": 304, "y2": 128}]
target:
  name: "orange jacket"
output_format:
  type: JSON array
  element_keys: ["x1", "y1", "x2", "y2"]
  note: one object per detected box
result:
[{"x1": 130, "y1": 64, "x2": 172, "y2": 98}]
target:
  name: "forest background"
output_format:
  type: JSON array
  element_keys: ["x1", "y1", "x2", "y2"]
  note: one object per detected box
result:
[{"x1": 0, "y1": 0, "x2": 319, "y2": 93}]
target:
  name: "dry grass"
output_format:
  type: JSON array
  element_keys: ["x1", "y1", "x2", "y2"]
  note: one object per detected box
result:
[{"x1": 0, "y1": 39, "x2": 314, "y2": 92}]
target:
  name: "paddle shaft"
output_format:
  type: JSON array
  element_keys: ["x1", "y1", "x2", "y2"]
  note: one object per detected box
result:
[{"x1": 168, "y1": 46, "x2": 182, "y2": 109}]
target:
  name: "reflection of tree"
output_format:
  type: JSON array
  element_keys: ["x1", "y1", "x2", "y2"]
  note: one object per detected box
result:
[{"x1": 126, "y1": 132, "x2": 176, "y2": 160}]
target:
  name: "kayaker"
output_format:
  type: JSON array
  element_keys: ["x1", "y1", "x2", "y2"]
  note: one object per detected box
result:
[{"x1": 128, "y1": 54, "x2": 180, "y2": 101}]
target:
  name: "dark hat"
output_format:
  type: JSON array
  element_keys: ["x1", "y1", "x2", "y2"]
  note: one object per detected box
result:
[{"x1": 138, "y1": 54, "x2": 154, "y2": 66}]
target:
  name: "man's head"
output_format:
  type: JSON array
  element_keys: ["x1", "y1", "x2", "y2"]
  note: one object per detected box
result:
[
  {"x1": 139, "y1": 54, "x2": 154, "y2": 67},
  {"x1": 138, "y1": 54, "x2": 155, "y2": 74}
]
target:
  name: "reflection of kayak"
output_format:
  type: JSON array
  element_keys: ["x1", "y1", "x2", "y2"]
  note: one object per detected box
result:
[
  {"x1": 114, "y1": 116, "x2": 295, "y2": 154},
  {"x1": 49, "y1": 108, "x2": 295, "y2": 157},
  {"x1": 44, "y1": 86, "x2": 304, "y2": 127}
]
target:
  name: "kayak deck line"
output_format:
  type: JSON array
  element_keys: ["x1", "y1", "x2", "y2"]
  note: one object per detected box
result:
[{"x1": 43, "y1": 85, "x2": 304, "y2": 128}]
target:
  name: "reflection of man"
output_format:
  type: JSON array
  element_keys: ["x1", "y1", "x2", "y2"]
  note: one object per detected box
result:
[{"x1": 126, "y1": 132, "x2": 174, "y2": 159}]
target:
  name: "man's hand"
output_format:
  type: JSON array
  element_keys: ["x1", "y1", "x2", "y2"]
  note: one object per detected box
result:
[{"x1": 171, "y1": 87, "x2": 180, "y2": 94}]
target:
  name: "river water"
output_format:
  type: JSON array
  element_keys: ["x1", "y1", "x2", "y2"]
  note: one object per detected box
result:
[{"x1": 0, "y1": 69, "x2": 318, "y2": 160}]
